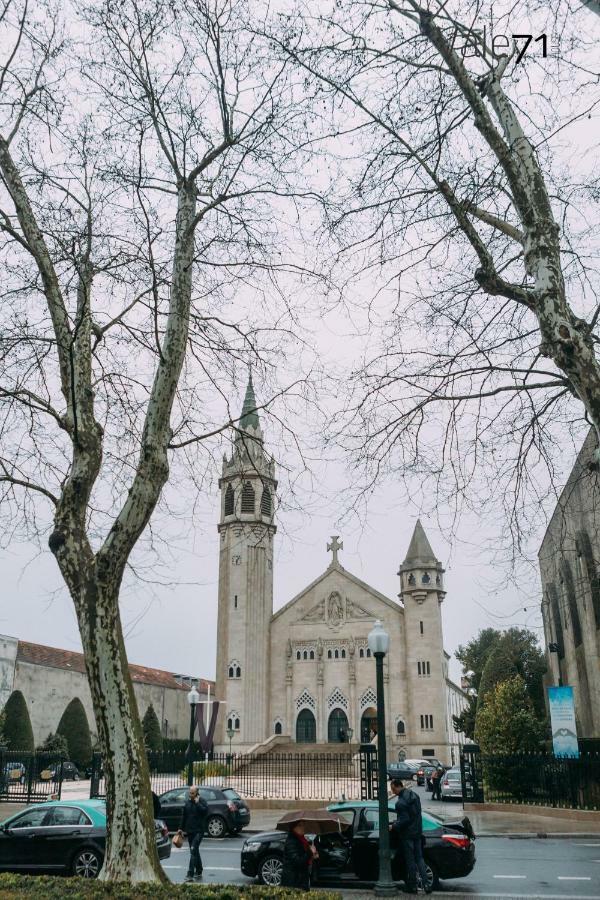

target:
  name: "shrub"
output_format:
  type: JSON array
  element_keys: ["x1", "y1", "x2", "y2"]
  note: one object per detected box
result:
[
  {"x1": 0, "y1": 874, "x2": 341, "y2": 899},
  {"x1": 142, "y1": 704, "x2": 163, "y2": 752},
  {"x1": 37, "y1": 733, "x2": 69, "y2": 757},
  {"x1": 2, "y1": 690, "x2": 34, "y2": 751},
  {"x1": 57, "y1": 698, "x2": 93, "y2": 769},
  {"x1": 180, "y1": 761, "x2": 229, "y2": 783}
]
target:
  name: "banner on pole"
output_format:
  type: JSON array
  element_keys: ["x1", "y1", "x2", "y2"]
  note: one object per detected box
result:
[{"x1": 548, "y1": 686, "x2": 579, "y2": 758}]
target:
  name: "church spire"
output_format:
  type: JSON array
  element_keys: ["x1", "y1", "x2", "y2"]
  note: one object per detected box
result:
[
  {"x1": 240, "y1": 371, "x2": 259, "y2": 430},
  {"x1": 402, "y1": 519, "x2": 438, "y2": 566}
]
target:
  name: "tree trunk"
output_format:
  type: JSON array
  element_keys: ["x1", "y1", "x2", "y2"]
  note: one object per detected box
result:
[{"x1": 76, "y1": 572, "x2": 166, "y2": 883}]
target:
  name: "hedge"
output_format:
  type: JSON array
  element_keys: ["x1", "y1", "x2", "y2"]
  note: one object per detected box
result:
[
  {"x1": 2, "y1": 691, "x2": 34, "y2": 752},
  {"x1": 57, "y1": 698, "x2": 93, "y2": 770},
  {"x1": 0, "y1": 874, "x2": 341, "y2": 899}
]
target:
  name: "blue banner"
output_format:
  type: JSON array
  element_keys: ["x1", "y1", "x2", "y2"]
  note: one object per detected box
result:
[{"x1": 548, "y1": 686, "x2": 579, "y2": 758}]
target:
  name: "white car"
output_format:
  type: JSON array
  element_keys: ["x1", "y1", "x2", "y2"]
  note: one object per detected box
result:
[{"x1": 441, "y1": 767, "x2": 463, "y2": 801}]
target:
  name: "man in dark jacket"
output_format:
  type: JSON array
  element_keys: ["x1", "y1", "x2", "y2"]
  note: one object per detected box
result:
[
  {"x1": 390, "y1": 778, "x2": 431, "y2": 894},
  {"x1": 178, "y1": 786, "x2": 209, "y2": 882}
]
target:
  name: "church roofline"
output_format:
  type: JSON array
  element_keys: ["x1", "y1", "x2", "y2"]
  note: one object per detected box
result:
[{"x1": 271, "y1": 562, "x2": 402, "y2": 623}]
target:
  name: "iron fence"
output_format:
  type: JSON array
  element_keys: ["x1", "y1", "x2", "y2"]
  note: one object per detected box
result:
[
  {"x1": 0, "y1": 749, "x2": 64, "y2": 803},
  {"x1": 465, "y1": 751, "x2": 600, "y2": 810},
  {"x1": 90, "y1": 750, "x2": 369, "y2": 802}
]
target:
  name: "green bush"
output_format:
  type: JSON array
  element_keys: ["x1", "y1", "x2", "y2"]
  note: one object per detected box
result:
[
  {"x1": 57, "y1": 698, "x2": 93, "y2": 769},
  {"x1": 2, "y1": 691, "x2": 34, "y2": 751},
  {"x1": 180, "y1": 761, "x2": 229, "y2": 783},
  {"x1": 0, "y1": 874, "x2": 341, "y2": 899},
  {"x1": 142, "y1": 704, "x2": 163, "y2": 753},
  {"x1": 37, "y1": 733, "x2": 69, "y2": 757}
]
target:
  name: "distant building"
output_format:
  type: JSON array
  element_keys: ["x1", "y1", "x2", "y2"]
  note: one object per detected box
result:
[
  {"x1": 538, "y1": 429, "x2": 600, "y2": 744},
  {"x1": 0, "y1": 634, "x2": 214, "y2": 745}
]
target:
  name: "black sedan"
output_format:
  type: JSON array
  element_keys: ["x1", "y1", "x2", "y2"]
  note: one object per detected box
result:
[
  {"x1": 159, "y1": 785, "x2": 251, "y2": 838},
  {"x1": 0, "y1": 799, "x2": 170, "y2": 877},
  {"x1": 241, "y1": 800, "x2": 475, "y2": 890}
]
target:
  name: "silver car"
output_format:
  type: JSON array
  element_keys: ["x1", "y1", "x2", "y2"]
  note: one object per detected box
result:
[{"x1": 441, "y1": 767, "x2": 463, "y2": 801}]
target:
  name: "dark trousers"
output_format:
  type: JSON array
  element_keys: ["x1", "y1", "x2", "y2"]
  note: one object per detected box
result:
[
  {"x1": 187, "y1": 830, "x2": 203, "y2": 876},
  {"x1": 432, "y1": 778, "x2": 442, "y2": 800},
  {"x1": 402, "y1": 836, "x2": 428, "y2": 890}
]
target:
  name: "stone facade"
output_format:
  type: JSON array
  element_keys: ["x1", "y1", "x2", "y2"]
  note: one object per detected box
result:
[
  {"x1": 0, "y1": 635, "x2": 213, "y2": 745},
  {"x1": 539, "y1": 429, "x2": 600, "y2": 740},
  {"x1": 215, "y1": 378, "x2": 466, "y2": 765}
]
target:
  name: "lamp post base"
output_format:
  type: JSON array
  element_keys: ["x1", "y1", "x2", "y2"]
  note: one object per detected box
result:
[{"x1": 374, "y1": 879, "x2": 397, "y2": 895}]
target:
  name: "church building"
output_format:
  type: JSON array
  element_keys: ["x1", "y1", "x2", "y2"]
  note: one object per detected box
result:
[{"x1": 215, "y1": 377, "x2": 467, "y2": 764}]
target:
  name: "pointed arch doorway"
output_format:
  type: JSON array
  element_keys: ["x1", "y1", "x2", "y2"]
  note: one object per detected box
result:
[
  {"x1": 296, "y1": 709, "x2": 316, "y2": 743},
  {"x1": 360, "y1": 707, "x2": 378, "y2": 743},
  {"x1": 328, "y1": 708, "x2": 349, "y2": 743}
]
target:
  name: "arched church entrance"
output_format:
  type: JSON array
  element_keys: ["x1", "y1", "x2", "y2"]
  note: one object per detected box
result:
[
  {"x1": 327, "y1": 708, "x2": 349, "y2": 743},
  {"x1": 296, "y1": 709, "x2": 316, "y2": 743},
  {"x1": 360, "y1": 707, "x2": 378, "y2": 743}
]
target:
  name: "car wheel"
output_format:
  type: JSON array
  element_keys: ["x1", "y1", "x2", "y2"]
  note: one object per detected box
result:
[
  {"x1": 72, "y1": 848, "x2": 103, "y2": 878},
  {"x1": 74, "y1": 773, "x2": 80, "y2": 781},
  {"x1": 206, "y1": 815, "x2": 227, "y2": 838},
  {"x1": 259, "y1": 854, "x2": 283, "y2": 886},
  {"x1": 422, "y1": 861, "x2": 439, "y2": 892}
]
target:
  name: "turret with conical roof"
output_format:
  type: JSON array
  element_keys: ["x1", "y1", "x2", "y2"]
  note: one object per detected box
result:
[
  {"x1": 239, "y1": 371, "x2": 260, "y2": 431},
  {"x1": 399, "y1": 519, "x2": 445, "y2": 599}
]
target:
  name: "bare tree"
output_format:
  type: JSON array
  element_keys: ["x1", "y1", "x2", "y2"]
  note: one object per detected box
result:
[
  {"x1": 272, "y1": 0, "x2": 600, "y2": 542},
  {"x1": 0, "y1": 0, "x2": 311, "y2": 881}
]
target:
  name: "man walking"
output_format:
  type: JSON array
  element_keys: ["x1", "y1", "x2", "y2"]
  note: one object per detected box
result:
[
  {"x1": 390, "y1": 778, "x2": 432, "y2": 894},
  {"x1": 431, "y1": 766, "x2": 444, "y2": 801},
  {"x1": 178, "y1": 785, "x2": 208, "y2": 882}
]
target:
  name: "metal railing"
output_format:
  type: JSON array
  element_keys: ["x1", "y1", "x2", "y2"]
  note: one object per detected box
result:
[
  {"x1": 0, "y1": 750, "x2": 64, "y2": 803},
  {"x1": 462, "y1": 751, "x2": 600, "y2": 810},
  {"x1": 90, "y1": 749, "x2": 369, "y2": 802}
]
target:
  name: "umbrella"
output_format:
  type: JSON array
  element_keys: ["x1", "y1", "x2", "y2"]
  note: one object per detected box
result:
[{"x1": 276, "y1": 809, "x2": 351, "y2": 835}]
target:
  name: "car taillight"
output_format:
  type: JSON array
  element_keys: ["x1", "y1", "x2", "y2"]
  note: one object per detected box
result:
[
  {"x1": 227, "y1": 801, "x2": 237, "y2": 812},
  {"x1": 442, "y1": 834, "x2": 471, "y2": 849}
]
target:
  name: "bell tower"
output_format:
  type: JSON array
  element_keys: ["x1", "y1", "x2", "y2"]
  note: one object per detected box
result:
[
  {"x1": 399, "y1": 520, "x2": 451, "y2": 761},
  {"x1": 214, "y1": 375, "x2": 277, "y2": 748}
]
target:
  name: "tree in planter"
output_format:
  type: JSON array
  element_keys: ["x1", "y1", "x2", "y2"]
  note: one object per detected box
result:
[
  {"x1": 0, "y1": 0, "x2": 311, "y2": 882},
  {"x1": 37, "y1": 733, "x2": 70, "y2": 758},
  {"x1": 276, "y1": 0, "x2": 600, "y2": 545},
  {"x1": 57, "y1": 699, "x2": 92, "y2": 770},
  {"x1": 2, "y1": 691, "x2": 34, "y2": 752},
  {"x1": 142, "y1": 704, "x2": 163, "y2": 753}
]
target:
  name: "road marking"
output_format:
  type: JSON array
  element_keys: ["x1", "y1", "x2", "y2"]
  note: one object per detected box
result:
[
  {"x1": 493, "y1": 875, "x2": 527, "y2": 879},
  {"x1": 579, "y1": 842, "x2": 600, "y2": 846},
  {"x1": 558, "y1": 876, "x2": 592, "y2": 881}
]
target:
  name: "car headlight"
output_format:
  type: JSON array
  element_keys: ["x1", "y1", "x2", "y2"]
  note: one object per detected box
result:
[{"x1": 243, "y1": 841, "x2": 262, "y2": 852}]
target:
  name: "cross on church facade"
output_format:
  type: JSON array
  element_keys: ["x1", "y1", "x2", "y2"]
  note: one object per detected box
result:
[{"x1": 327, "y1": 535, "x2": 343, "y2": 566}]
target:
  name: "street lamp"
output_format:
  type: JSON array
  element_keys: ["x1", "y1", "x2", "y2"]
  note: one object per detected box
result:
[
  {"x1": 368, "y1": 619, "x2": 396, "y2": 896},
  {"x1": 226, "y1": 727, "x2": 235, "y2": 756},
  {"x1": 186, "y1": 681, "x2": 201, "y2": 786}
]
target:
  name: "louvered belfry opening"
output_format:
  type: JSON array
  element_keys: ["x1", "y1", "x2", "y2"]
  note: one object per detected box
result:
[{"x1": 240, "y1": 481, "x2": 255, "y2": 514}]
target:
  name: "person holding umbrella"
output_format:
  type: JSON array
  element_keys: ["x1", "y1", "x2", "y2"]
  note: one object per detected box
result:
[{"x1": 277, "y1": 809, "x2": 349, "y2": 891}]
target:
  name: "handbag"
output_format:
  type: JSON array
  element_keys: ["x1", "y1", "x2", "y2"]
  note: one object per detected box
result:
[{"x1": 172, "y1": 831, "x2": 184, "y2": 848}]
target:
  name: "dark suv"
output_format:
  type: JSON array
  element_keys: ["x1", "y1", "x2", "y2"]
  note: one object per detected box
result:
[{"x1": 158, "y1": 785, "x2": 250, "y2": 838}]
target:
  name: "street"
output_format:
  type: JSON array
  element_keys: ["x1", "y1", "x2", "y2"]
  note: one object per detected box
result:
[{"x1": 162, "y1": 835, "x2": 600, "y2": 897}]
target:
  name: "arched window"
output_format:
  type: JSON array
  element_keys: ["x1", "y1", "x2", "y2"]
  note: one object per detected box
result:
[
  {"x1": 341, "y1": 649, "x2": 346, "y2": 659},
  {"x1": 396, "y1": 719, "x2": 406, "y2": 735},
  {"x1": 234, "y1": 717, "x2": 240, "y2": 730},
  {"x1": 227, "y1": 714, "x2": 240, "y2": 731},
  {"x1": 303, "y1": 650, "x2": 308, "y2": 660},
  {"x1": 422, "y1": 572, "x2": 431, "y2": 584},
  {"x1": 327, "y1": 650, "x2": 332, "y2": 659},
  {"x1": 235, "y1": 666, "x2": 241, "y2": 678},
  {"x1": 224, "y1": 484, "x2": 234, "y2": 516},
  {"x1": 228, "y1": 665, "x2": 234, "y2": 678},
  {"x1": 408, "y1": 574, "x2": 416, "y2": 585},
  {"x1": 328, "y1": 708, "x2": 349, "y2": 743},
  {"x1": 261, "y1": 487, "x2": 272, "y2": 517},
  {"x1": 296, "y1": 709, "x2": 316, "y2": 743},
  {"x1": 228, "y1": 661, "x2": 241, "y2": 678},
  {"x1": 366, "y1": 648, "x2": 372, "y2": 658},
  {"x1": 241, "y1": 481, "x2": 255, "y2": 514},
  {"x1": 359, "y1": 648, "x2": 364, "y2": 658},
  {"x1": 274, "y1": 721, "x2": 282, "y2": 735},
  {"x1": 561, "y1": 560, "x2": 583, "y2": 646},
  {"x1": 296, "y1": 651, "x2": 301, "y2": 660},
  {"x1": 309, "y1": 650, "x2": 315, "y2": 660},
  {"x1": 576, "y1": 530, "x2": 600, "y2": 629},
  {"x1": 334, "y1": 649, "x2": 339, "y2": 659}
]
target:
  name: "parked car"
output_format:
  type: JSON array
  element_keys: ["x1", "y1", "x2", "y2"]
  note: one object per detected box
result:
[
  {"x1": 441, "y1": 767, "x2": 464, "y2": 801},
  {"x1": 158, "y1": 785, "x2": 251, "y2": 838},
  {"x1": 241, "y1": 800, "x2": 476, "y2": 890},
  {"x1": 47, "y1": 761, "x2": 80, "y2": 782},
  {"x1": 386, "y1": 759, "x2": 421, "y2": 781},
  {"x1": 0, "y1": 799, "x2": 170, "y2": 877}
]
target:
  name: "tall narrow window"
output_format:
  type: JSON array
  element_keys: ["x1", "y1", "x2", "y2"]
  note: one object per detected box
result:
[
  {"x1": 577, "y1": 530, "x2": 600, "y2": 629},
  {"x1": 417, "y1": 662, "x2": 422, "y2": 675},
  {"x1": 224, "y1": 484, "x2": 234, "y2": 516},
  {"x1": 261, "y1": 487, "x2": 272, "y2": 517},
  {"x1": 547, "y1": 583, "x2": 564, "y2": 659},
  {"x1": 359, "y1": 648, "x2": 364, "y2": 658},
  {"x1": 341, "y1": 649, "x2": 346, "y2": 659},
  {"x1": 419, "y1": 621, "x2": 424, "y2": 635},
  {"x1": 426, "y1": 661, "x2": 430, "y2": 676},
  {"x1": 561, "y1": 560, "x2": 583, "y2": 647},
  {"x1": 234, "y1": 594, "x2": 238, "y2": 609},
  {"x1": 296, "y1": 651, "x2": 301, "y2": 660},
  {"x1": 310, "y1": 650, "x2": 315, "y2": 660},
  {"x1": 420, "y1": 715, "x2": 424, "y2": 729},
  {"x1": 241, "y1": 481, "x2": 255, "y2": 514}
]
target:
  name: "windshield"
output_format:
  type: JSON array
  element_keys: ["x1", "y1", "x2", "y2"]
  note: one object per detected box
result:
[{"x1": 223, "y1": 789, "x2": 241, "y2": 800}]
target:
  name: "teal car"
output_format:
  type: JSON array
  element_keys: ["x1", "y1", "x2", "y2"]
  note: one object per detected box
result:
[{"x1": 0, "y1": 799, "x2": 170, "y2": 878}]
